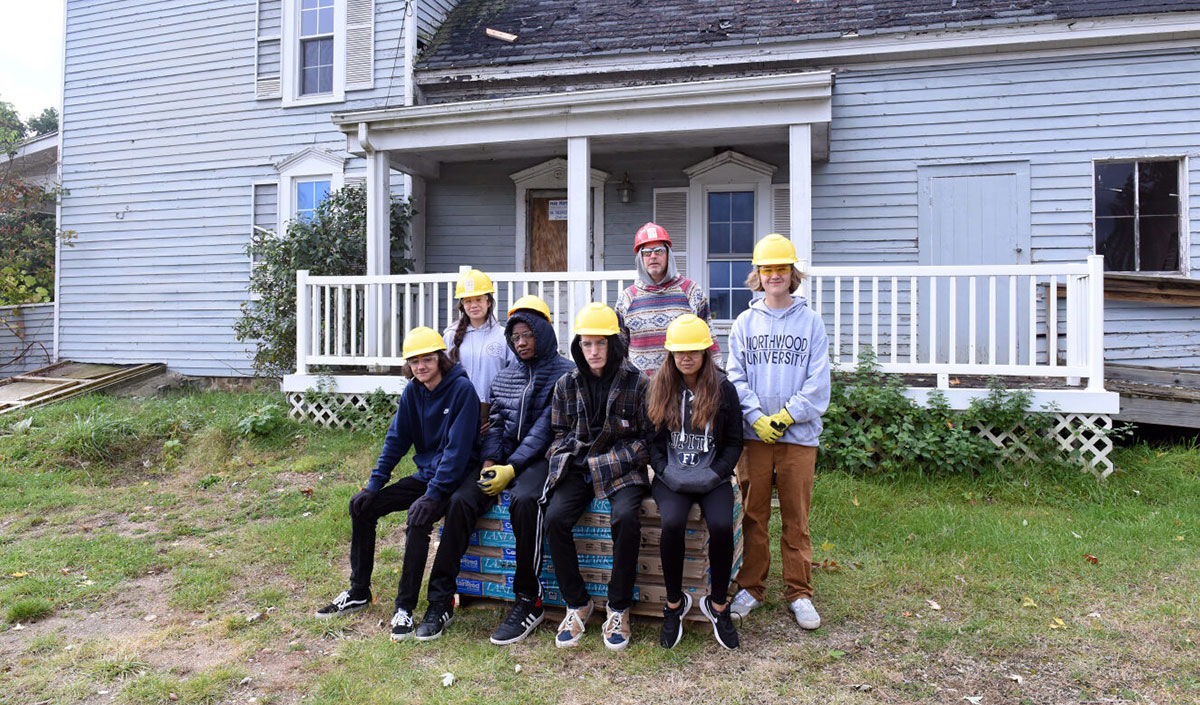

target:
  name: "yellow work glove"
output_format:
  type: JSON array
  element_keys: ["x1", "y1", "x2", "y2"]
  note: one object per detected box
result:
[
  {"x1": 477, "y1": 464, "x2": 516, "y2": 496},
  {"x1": 769, "y1": 409, "x2": 794, "y2": 431},
  {"x1": 752, "y1": 416, "x2": 783, "y2": 444}
]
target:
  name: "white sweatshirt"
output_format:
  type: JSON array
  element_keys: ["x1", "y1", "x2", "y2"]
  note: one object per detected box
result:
[{"x1": 443, "y1": 318, "x2": 515, "y2": 401}]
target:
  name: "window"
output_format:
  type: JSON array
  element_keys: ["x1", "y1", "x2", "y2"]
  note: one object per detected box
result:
[
  {"x1": 707, "y1": 191, "x2": 755, "y2": 319},
  {"x1": 1095, "y1": 159, "x2": 1181, "y2": 272},
  {"x1": 300, "y1": 0, "x2": 334, "y2": 95},
  {"x1": 295, "y1": 179, "x2": 331, "y2": 221}
]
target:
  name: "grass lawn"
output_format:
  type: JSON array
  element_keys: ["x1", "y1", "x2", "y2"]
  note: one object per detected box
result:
[{"x1": 0, "y1": 391, "x2": 1196, "y2": 704}]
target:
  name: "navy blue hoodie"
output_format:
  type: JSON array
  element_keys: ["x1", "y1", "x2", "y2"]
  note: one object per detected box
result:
[{"x1": 365, "y1": 362, "x2": 480, "y2": 501}]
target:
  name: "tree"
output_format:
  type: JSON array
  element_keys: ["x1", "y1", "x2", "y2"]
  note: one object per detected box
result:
[
  {"x1": 234, "y1": 184, "x2": 414, "y2": 377},
  {"x1": 26, "y1": 108, "x2": 58, "y2": 137},
  {"x1": 0, "y1": 101, "x2": 26, "y2": 145}
]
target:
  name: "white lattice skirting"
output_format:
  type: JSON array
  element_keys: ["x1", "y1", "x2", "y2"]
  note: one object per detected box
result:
[
  {"x1": 286, "y1": 391, "x2": 395, "y2": 430},
  {"x1": 976, "y1": 413, "x2": 1115, "y2": 479},
  {"x1": 288, "y1": 392, "x2": 1115, "y2": 479}
]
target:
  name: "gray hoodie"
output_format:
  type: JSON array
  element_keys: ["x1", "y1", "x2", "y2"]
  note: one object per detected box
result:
[{"x1": 726, "y1": 295, "x2": 830, "y2": 447}]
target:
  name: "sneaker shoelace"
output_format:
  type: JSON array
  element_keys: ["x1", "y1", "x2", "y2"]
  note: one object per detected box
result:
[
  {"x1": 558, "y1": 608, "x2": 583, "y2": 634},
  {"x1": 391, "y1": 610, "x2": 412, "y2": 628},
  {"x1": 604, "y1": 611, "x2": 624, "y2": 636},
  {"x1": 331, "y1": 591, "x2": 352, "y2": 608},
  {"x1": 504, "y1": 603, "x2": 532, "y2": 627}
]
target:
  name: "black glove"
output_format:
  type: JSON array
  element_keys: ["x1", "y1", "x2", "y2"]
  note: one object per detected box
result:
[
  {"x1": 407, "y1": 495, "x2": 445, "y2": 527},
  {"x1": 349, "y1": 488, "x2": 377, "y2": 517}
]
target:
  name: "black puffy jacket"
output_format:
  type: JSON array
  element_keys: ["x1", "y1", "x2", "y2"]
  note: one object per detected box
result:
[{"x1": 480, "y1": 311, "x2": 575, "y2": 471}]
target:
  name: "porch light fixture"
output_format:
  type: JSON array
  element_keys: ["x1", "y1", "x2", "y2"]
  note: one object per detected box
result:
[{"x1": 616, "y1": 172, "x2": 635, "y2": 203}]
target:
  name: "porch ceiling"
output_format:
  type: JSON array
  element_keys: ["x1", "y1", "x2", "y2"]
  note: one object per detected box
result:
[{"x1": 332, "y1": 71, "x2": 832, "y2": 167}]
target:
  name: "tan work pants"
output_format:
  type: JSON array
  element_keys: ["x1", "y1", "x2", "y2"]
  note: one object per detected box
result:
[{"x1": 735, "y1": 440, "x2": 816, "y2": 603}]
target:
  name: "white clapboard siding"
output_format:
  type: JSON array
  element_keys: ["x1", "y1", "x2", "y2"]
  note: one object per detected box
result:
[
  {"x1": 653, "y1": 187, "x2": 688, "y2": 278},
  {"x1": 59, "y1": 0, "x2": 422, "y2": 376},
  {"x1": 0, "y1": 303, "x2": 55, "y2": 376}
]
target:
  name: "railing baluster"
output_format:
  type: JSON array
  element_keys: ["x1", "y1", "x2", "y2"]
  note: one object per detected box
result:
[
  {"x1": 1008, "y1": 275, "x2": 1016, "y2": 365},
  {"x1": 417, "y1": 282, "x2": 426, "y2": 329},
  {"x1": 948, "y1": 276, "x2": 956, "y2": 365},
  {"x1": 871, "y1": 276, "x2": 879, "y2": 355},
  {"x1": 929, "y1": 277, "x2": 937, "y2": 364},
  {"x1": 987, "y1": 276, "x2": 996, "y2": 365},
  {"x1": 890, "y1": 276, "x2": 898, "y2": 363},
  {"x1": 350, "y1": 285, "x2": 358, "y2": 357},
  {"x1": 909, "y1": 276, "x2": 917, "y2": 364},
  {"x1": 833, "y1": 276, "x2": 842, "y2": 365},
  {"x1": 391, "y1": 283, "x2": 398, "y2": 359},
  {"x1": 851, "y1": 276, "x2": 860, "y2": 362},
  {"x1": 1048, "y1": 275, "x2": 1058, "y2": 367},
  {"x1": 1028, "y1": 276, "x2": 1037, "y2": 366},
  {"x1": 311, "y1": 284, "x2": 319, "y2": 361},
  {"x1": 968, "y1": 276, "x2": 976, "y2": 365},
  {"x1": 337, "y1": 286, "x2": 346, "y2": 358}
]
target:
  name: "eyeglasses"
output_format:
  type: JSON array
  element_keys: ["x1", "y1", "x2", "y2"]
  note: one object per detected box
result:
[
  {"x1": 640, "y1": 246, "x2": 668, "y2": 257},
  {"x1": 509, "y1": 331, "x2": 536, "y2": 344},
  {"x1": 758, "y1": 265, "x2": 792, "y2": 277}
]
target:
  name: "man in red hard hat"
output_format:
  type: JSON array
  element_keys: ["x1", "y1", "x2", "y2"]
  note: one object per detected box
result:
[{"x1": 615, "y1": 222, "x2": 720, "y2": 373}]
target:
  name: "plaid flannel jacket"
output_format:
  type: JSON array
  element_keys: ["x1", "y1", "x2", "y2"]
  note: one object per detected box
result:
[{"x1": 544, "y1": 359, "x2": 652, "y2": 500}]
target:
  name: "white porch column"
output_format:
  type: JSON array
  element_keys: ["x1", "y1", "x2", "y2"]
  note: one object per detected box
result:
[
  {"x1": 365, "y1": 150, "x2": 391, "y2": 364},
  {"x1": 567, "y1": 136, "x2": 591, "y2": 310},
  {"x1": 788, "y1": 124, "x2": 813, "y2": 267}
]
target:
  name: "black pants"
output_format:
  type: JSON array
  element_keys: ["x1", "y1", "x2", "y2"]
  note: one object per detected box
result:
[
  {"x1": 348, "y1": 476, "x2": 442, "y2": 612},
  {"x1": 427, "y1": 460, "x2": 550, "y2": 606},
  {"x1": 544, "y1": 472, "x2": 646, "y2": 612},
  {"x1": 651, "y1": 478, "x2": 735, "y2": 605}
]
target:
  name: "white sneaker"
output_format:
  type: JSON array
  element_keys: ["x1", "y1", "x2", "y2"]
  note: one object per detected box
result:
[
  {"x1": 555, "y1": 601, "x2": 593, "y2": 648},
  {"x1": 789, "y1": 597, "x2": 821, "y2": 630},
  {"x1": 729, "y1": 589, "x2": 762, "y2": 618}
]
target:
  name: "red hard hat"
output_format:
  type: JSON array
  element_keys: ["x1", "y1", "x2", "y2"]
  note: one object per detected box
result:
[{"x1": 634, "y1": 222, "x2": 672, "y2": 252}]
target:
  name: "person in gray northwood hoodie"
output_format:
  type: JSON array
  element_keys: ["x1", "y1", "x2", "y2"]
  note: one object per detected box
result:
[{"x1": 725, "y1": 234, "x2": 830, "y2": 632}]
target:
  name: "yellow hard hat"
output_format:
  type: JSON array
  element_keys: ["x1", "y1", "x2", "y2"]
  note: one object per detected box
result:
[
  {"x1": 508, "y1": 294, "x2": 552, "y2": 321},
  {"x1": 664, "y1": 314, "x2": 714, "y2": 352},
  {"x1": 573, "y1": 302, "x2": 620, "y2": 336},
  {"x1": 455, "y1": 269, "x2": 495, "y2": 298},
  {"x1": 752, "y1": 233, "x2": 799, "y2": 266},
  {"x1": 402, "y1": 326, "x2": 447, "y2": 360}
]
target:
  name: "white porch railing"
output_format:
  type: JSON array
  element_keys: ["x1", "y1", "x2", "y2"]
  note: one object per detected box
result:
[
  {"x1": 284, "y1": 256, "x2": 1115, "y2": 413},
  {"x1": 292, "y1": 268, "x2": 638, "y2": 373},
  {"x1": 804, "y1": 255, "x2": 1106, "y2": 393}
]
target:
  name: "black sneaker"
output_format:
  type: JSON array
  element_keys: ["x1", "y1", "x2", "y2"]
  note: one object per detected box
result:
[
  {"x1": 490, "y1": 596, "x2": 545, "y2": 645},
  {"x1": 659, "y1": 592, "x2": 693, "y2": 649},
  {"x1": 315, "y1": 590, "x2": 371, "y2": 619},
  {"x1": 700, "y1": 596, "x2": 739, "y2": 650},
  {"x1": 414, "y1": 603, "x2": 454, "y2": 641},
  {"x1": 389, "y1": 607, "x2": 414, "y2": 641}
]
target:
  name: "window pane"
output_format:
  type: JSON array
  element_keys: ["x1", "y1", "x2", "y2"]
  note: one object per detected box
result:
[
  {"x1": 319, "y1": 65, "x2": 333, "y2": 93},
  {"x1": 297, "y1": 182, "x2": 314, "y2": 213},
  {"x1": 709, "y1": 223, "x2": 730, "y2": 254},
  {"x1": 731, "y1": 222, "x2": 754, "y2": 253},
  {"x1": 732, "y1": 260, "x2": 753, "y2": 286},
  {"x1": 318, "y1": 6, "x2": 334, "y2": 34},
  {"x1": 1139, "y1": 216, "x2": 1180, "y2": 271},
  {"x1": 732, "y1": 289, "x2": 752, "y2": 317},
  {"x1": 1138, "y1": 161, "x2": 1178, "y2": 217},
  {"x1": 709, "y1": 192, "x2": 730, "y2": 223},
  {"x1": 319, "y1": 38, "x2": 333, "y2": 64},
  {"x1": 731, "y1": 191, "x2": 754, "y2": 222},
  {"x1": 1096, "y1": 218, "x2": 1134, "y2": 271},
  {"x1": 710, "y1": 290, "x2": 730, "y2": 320},
  {"x1": 302, "y1": 67, "x2": 319, "y2": 95},
  {"x1": 1095, "y1": 162, "x2": 1134, "y2": 218},
  {"x1": 301, "y1": 10, "x2": 317, "y2": 36},
  {"x1": 302, "y1": 0, "x2": 318, "y2": 10},
  {"x1": 314, "y1": 180, "x2": 330, "y2": 202},
  {"x1": 708, "y1": 261, "x2": 730, "y2": 289},
  {"x1": 304, "y1": 39, "x2": 320, "y2": 66}
]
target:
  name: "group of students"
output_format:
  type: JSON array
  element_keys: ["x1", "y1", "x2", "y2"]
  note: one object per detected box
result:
[{"x1": 314, "y1": 225, "x2": 830, "y2": 652}]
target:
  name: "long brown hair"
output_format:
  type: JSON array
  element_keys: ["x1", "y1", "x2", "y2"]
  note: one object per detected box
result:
[
  {"x1": 647, "y1": 350, "x2": 722, "y2": 433},
  {"x1": 744, "y1": 264, "x2": 805, "y2": 293},
  {"x1": 448, "y1": 293, "x2": 497, "y2": 363}
]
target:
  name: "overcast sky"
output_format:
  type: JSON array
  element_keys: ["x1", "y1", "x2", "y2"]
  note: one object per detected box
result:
[{"x1": 0, "y1": 1, "x2": 64, "y2": 119}]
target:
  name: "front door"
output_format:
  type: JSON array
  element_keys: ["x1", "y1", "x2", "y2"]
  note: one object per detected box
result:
[
  {"x1": 918, "y1": 162, "x2": 1031, "y2": 364},
  {"x1": 527, "y1": 190, "x2": 568, "y2": 272}
]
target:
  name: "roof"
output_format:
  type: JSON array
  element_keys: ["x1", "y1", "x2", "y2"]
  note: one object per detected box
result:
[{"x1": 418, "y1": 0, "x2": 1200, "y2": 70}]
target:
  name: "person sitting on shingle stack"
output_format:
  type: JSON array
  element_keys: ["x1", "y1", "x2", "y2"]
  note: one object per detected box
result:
[{"x1": 615, "y1": 222, "x2": 721, "y2": 374}]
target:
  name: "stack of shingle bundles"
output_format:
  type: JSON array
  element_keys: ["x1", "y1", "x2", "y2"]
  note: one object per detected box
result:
[{"x1": 453, "y1": 483, "x2": 742, "y2": 621}]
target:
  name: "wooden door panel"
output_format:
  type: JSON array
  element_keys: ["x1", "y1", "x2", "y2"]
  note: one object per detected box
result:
[{"x1": 529, "y1": 196, "x2": 568, "y2": 272}]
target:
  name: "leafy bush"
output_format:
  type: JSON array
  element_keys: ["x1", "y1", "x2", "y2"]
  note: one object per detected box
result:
[
  {"x1": 234, "y1": 184, "x2": 414, "y2": 377},
  {"x1": 822, "y1": 349, "x2": 1068, "y2": 478},
  {"x1": 236, "y1": 403, "x2": 286, "y2": 437}
]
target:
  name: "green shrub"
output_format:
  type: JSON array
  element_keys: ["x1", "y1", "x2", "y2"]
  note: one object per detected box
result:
[{"x1": 822, "y1": 349, "x2": 1071, "y2": 478}]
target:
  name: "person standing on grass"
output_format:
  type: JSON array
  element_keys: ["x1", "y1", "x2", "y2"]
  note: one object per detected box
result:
[
  {"x1": 444, "y1": 268, "x2": 515, "y2": 425},
  {"x1": 420, "y1": 297, "x2": 574, "y2": 644},
  {"x1": 725, "y1": 234, "x2": 830, "y2": 631},
  {"x1": 543, "y1": 302, "x2": 653, "y2": 651},
  {"x1": 615, "y1": 222, "x2": 721, "y2": 374},
  {"x1": 648, "y1": 314, "x2": 744, "y2": 650},
  {"x1": 314, "y1": 327, "x2": 480, "y2": 642}
]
